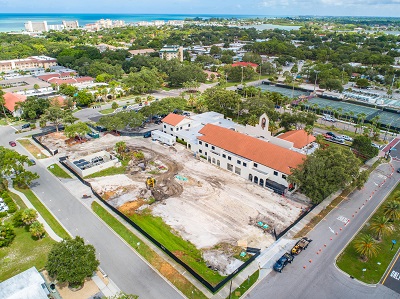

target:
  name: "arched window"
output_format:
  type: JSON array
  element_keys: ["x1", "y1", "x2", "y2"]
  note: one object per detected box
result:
[
  {"x1": 254, "y1": 176, "x2": 259, "y2": 184},
  {"x1": 212, "y1": 158, "x2": 216, "y2": 164},
  {"x1": 248, "y1": 174, "x2": 253, "y2": 181},
  {"x1": 259, "y1": 179, "x2": 264, "y2": 187},
  {"x1": 217, "y1": 160, "x2": 220, "y2": 166}
]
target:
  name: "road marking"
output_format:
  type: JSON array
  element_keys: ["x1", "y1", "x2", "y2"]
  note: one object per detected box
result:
[
  {"x1": 374, "y1": 182, "x2": 379, "y2": 186},
  {"x1": 329, "y1": 227, "x2": 335, "y2": 234},
  {"x1": 337, "y1": 216, "x2": 349, "y2": 223},
  {"x1": 382, "y1": 251, "x2": 400, "y2": 284}
]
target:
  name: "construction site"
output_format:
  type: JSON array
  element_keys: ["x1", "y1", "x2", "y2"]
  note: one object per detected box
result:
[{"x1": 39, "y1": 132, "x2": 310, "y2": 276}]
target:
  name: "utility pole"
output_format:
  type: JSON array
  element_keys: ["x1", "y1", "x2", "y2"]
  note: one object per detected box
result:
[
  {"x1": 259, "y1": 61, "x2": 262, "y2": 81},
  {"x1": 314, "y1": 70, "x2": 320, "y2": 92},
  {"x1": 241, "y1": 66, "x2": 244, "y2": 86}
]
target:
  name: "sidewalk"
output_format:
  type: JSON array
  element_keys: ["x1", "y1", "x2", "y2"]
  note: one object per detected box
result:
[{"x1": 8, "y1": 185, "x2": 63, "y2": 242}]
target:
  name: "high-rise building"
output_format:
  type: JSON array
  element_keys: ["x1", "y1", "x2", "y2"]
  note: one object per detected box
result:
[
  {"x1": 24, "y1": 21, "x2": 48, "y2": 32},
  {"x1": 62, "y1": 20, "x2": 79, "y2": 29}
]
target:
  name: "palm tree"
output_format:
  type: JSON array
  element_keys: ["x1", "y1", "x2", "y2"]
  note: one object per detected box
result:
[
  {"x1": 354, "y1": 234, "x2": 380, "y2": 261},
  {"x1": 383, "y1": 200, "x2": 400, "y2": 221},
  {"x1": 369, "y1": 216, "x2": 394, "y2": 241},
  {"x1": 268, "y1": 120, "x2": 278, "y2": 134},
  {"x1": 29, "y1": 221, "x2": 45, "y2": 239}
]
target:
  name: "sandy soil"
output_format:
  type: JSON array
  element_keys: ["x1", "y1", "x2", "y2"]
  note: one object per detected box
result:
[{"x1": 41, "y1": 133, "x2": 309, "y2": 274}]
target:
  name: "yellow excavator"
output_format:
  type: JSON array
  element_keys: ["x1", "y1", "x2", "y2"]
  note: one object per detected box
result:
[{"x1": 146, "y1": 177, "x2": 156, "y2": 189}]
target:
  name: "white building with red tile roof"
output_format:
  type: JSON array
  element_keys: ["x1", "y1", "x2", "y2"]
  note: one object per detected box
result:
[
  {"x1": 161, "y1": 112, "x2": 306, "y2": 194},
  {"x1": 3, "y1": 92, "x2": 27, "y2": 117},
  {"x1": 277, "y1": 130, "x2": 316, "y2": 150},
  {"x1": 193, "y1": 124, "x2": 305, "y2": 194}
]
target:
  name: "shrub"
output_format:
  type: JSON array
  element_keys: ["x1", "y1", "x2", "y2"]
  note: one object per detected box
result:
[
  {"x1": 12, "y1": 210, "x2": 24, "y2": 227},
  {"x1": 111, "y1": 102, "x2": 118, "y2": 109},
  {"x1": 176, "y1": 138, "x2": 187, "y2": 146},
  {"x1": 0, "y1": 223, "x2": 16, "y2": 247}
]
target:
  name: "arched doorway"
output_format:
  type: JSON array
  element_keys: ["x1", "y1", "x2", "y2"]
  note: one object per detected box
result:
[
  {"x1": 248, "y1": 174, "x2": 253, "y2": 181},
  {"x1": 254, "y1": 176, "x2": 258, "y2": 184},
  {"x1": 259, "y1": 179, "x2": 264, "y2": 187},
  {"x1": 217, "y1": 160, "x2": 220, "y2": 166}
]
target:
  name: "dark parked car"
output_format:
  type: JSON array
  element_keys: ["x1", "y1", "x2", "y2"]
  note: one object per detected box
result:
[
  {"x1": 397, "y1": 168, "x2": 400, "y2": 173},
  {"x1": 273, "y1": 252, "x2": 294, "y2": 273},
  {"x1": 21, "y1": 123, "x2": 30, "y2": 129},
  {"x1": 9, "y1": 141, "x2": 16, "y2": 147},
  {"x1": 29, "y1": 159, "x2": 36, "y2": 166}
]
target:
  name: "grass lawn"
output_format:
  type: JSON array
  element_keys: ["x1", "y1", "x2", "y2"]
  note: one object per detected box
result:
[
  {"x1": 0, "y1": 226, "x2": 56, "y2": 281},
  {"x1": 17, "y1": 139, "x2": 48, "y2": 159},
  {"x1": 129, "y1": 210, "x2": 225, "y2": 285},
  {"x1": 8, "y1": 191, "x2": 28, "y2": 210},
  {"x1": 0, "y1": 117, "x2": 10, "y2": 125},
  {"x1": 47, "y1": 164, "x2": 72, "y2": 179},
  {"x1": 84, "y1": 166, "x2": 126, "y2": 178},
  {"x1": 99, "y1": 108, "x2": 115, "y2": 114},
  {"x1": 15, "y1": 187, "x2": 70, "y2": 240},
  {"x1": 336, "y1": 183, "x2": 400, "y2": 283},
  {"x1": 91, "y1": 202, "x2": 207, "y2": 299},
  {"x1": 228, "y1": 270, "x2": 259, "y2": 299}
]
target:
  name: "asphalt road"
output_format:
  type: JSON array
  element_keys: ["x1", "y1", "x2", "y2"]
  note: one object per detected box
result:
[
  {"x1": 0, "y1": 126, "x2": 183, "y2": 299},
  {"x1": 382, "y1": 249, "x2": 400, "y2": 294},
  {"x1": 246, "y1": 160, "x2": 400, "y2": 299}
]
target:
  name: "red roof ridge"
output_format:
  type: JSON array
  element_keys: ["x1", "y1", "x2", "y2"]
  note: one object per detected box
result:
[
  {"x1": 198, "y1": 124, "x2": 305, "y2": 174},
  {"x1": 162, "y1": 113, "x2": 186, "y2": 126},
  {"x1": 278, "y1": 129, "x2": 316, "y2": 149}
]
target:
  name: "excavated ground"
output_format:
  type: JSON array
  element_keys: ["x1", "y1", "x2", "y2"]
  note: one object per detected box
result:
[{"x1": 41, "y1": 133, "x2": 310, "y2": 275}]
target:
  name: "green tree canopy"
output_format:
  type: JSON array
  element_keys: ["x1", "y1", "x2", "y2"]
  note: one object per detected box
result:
[
  {"x1": 64, "y1": 122, "x2": 91, "y2": 140},
  {"x1": 288, "y1": 146, "x2": 361, "y2": 204},
  {"x1": 351, "y1": 135, "x2": 379, "y2": 160},
  {"x1": 46, "y1": 236, "x2": 100, "y2": 287},
  {"x1": 0, "y1": 147, "x2": 39, "y2": 187}
]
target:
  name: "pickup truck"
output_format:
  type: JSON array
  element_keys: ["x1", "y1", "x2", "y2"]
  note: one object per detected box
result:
[
  {"x1": 291, "y1": 237, "x2": 312, "y2": 255},
  {"x1": 273, "y1": 252, "x2": 294, "y2": 273}
]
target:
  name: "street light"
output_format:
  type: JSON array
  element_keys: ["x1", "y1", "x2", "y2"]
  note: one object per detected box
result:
[{"x1": 314, "y1": 70, "x2": 320, "y2": 92}]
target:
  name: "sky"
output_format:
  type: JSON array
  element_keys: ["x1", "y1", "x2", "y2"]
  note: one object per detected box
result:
[{"x1": 0, "y1": 0, "x2": 399, "y2": 17}]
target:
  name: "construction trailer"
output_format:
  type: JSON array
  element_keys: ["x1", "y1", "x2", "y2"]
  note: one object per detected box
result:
[{"x1": 151, "y1": 130, "x2": 176, "y2": 146}]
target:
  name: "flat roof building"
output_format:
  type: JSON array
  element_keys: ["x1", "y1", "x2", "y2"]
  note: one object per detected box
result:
[
  {"x1": 159, "y1": 45, "x2": 183, "y2": 62},
  {"x1": 0, "y1": 267, "x2": 49, "y2": 299}
]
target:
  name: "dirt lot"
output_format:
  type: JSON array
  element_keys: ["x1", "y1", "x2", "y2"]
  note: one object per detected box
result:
[{"x1": 40, "y1": 132, "x2": 308, "y2": 275}]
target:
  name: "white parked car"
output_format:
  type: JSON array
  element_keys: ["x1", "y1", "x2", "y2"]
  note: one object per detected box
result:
[{"x1": 340, "y1": 135, "x2": 353, "y2": 142}]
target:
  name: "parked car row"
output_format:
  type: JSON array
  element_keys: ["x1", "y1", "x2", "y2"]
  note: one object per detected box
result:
[{"x1": 324, "y1": 132, "x2": 345, "y2": 143}]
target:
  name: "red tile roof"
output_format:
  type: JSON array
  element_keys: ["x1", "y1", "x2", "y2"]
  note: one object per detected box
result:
[
  {"x1": 162, "y1": 113, "x2": 186, "y2": 126},
  {"x1": 232, "y1": 62, "x2": 258, "y2": 68},
  {"x1": 278, "y1": 130, "x2": 316, "y2": 149},
  {"x1": 198, "y1": 124, "x2": 305, "y2": 174},
  {"x1": 3, "y1": 93, "x2": 27, "y2": 112}
]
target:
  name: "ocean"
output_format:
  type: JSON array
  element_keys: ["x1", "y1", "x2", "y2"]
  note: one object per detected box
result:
[{"x1": 0, "y1": 13, "x2": 269, "y2": 32}]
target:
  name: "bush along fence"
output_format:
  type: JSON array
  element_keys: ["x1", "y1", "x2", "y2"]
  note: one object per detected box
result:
[{"x1": 59, "y1": 159, "x2": 260, "y2": 293}]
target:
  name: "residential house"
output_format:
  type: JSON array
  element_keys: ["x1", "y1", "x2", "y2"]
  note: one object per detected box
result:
[{"x1": 3, "y1": 92, "x2": 27, "y2": 117}]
